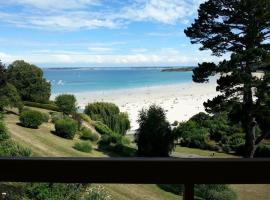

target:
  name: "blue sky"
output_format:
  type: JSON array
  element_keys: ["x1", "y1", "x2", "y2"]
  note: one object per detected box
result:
[{"x1": 0, "y1": 0, "x2": 224, "y2": 68}]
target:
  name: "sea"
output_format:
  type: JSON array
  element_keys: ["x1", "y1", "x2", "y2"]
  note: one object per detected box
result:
[{"x1": 43, "y1": 67, "x2": 193, "y2": 94}]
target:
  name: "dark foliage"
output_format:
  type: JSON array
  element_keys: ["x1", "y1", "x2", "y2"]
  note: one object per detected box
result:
[
  {"x1": 135, "y1": 105, "x2": 174, "y2": 157},
  {"x1": 195, "y1": 184, "x2": 237, "y2": 200},
  {"x1": 7, "y1": 60, "x2": 51, "y2": 103},
  {"x1": 0, "y1": 83, "x2": 22, "y2": 111},
  {"x1": 185, "y1": 0, "x2": 270, "y2": 157}
]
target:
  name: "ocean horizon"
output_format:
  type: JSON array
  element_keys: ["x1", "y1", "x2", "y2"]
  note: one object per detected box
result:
[{"x1": 44, "y1": 67, "x2": 194, "y2": 94}]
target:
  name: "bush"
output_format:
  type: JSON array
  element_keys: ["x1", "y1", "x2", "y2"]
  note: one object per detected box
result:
[
  {"x1": 0, "y1": 121, "x2": 9, "y2": 141},
  {"x1": 55, "y1": 94, "x2": 77, "y2": 115},
  {"x1": 24, "y1": 183, "x2": 85, "y2": 200},
  {"x1": 98, "y1": 133, "x2": 131, "y2": 155},
  {"x1": 254, "y1": 145, "x2": 270, "y2": 157},
  {"x1": 73, "y1": 141, "x2": 92, "y2": 153},
  {"x1": 174, "y1": 121, "x2": 209, "y2": 149},
  {"x1": 51, "y1": 112, "x2": 64, "y2": 124},
  {"x1": 135, "y1": 105, "x2": 174, "y2": 157},
  {"x1": 80, "y1": 128, "x2": 99, "y2": 142},
  {"x1": 84, "y1": 102, "x2": 130, "y2": 135},
  {"x1": 20, "y1": 110, "x2": 44, "y2": 128},
  {"x1": 41, "y1": 112, "x2": 50, "y2": 122},
  {"x1": 24, "y1": 101, "x2": 59, "y2": 111},
  {"x1": 54, "y1": 119, "x2": 78, "y2": 139},
  {"x1": 195, "y1": 184, "x2": 237, "y2": 200},
  {"x1": 0, "y1": 140, "x2": 32, "y2": 156},
  {"x1": 79, "y1": 113, "x2": 92, "y2": 123},
  {"x1": 93, "y1": 121, "x2": 114, "y2": 135}
]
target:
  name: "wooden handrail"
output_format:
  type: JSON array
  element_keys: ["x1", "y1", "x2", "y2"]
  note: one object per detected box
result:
[{"x1": 1, "y1": 157, "x2": 270, "y2": 200}]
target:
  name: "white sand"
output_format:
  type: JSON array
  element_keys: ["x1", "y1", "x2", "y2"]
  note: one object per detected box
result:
[{"x1": 59, "y1": 82, "x2": 218, "y2": 132}]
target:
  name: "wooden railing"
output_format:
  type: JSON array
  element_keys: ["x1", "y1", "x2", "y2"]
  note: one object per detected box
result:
[{"x1": 1, "y1": 157, "x2": 270, "y2": 200}]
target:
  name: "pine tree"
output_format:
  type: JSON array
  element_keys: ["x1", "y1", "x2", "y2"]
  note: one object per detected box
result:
[{"x1": 185, "y1": 0, "x2": 270, "y2": 157}]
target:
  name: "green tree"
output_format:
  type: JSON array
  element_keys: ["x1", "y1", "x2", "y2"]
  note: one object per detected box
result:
[
  {"x1": 0, "y1": 83, "x2": 22, "y2": 111},
  {"x1": 0, "y1": 60, "x2": 7, "y2": 85},
  {"x1": 135, "y1": 105, "x2": 174, "y2": 157},
  {"x1": 55, "y1": 94, "x2": 77, "y2": 115},
  {"x1": 185, "y1": 0, "x2": 270, "y2": 157},
  {"x1": 7, "y1": 60, "x2": 51, "y2": 103},
  {"x1": 0, "y1": 61, "x2": 22, "y2": 111}
]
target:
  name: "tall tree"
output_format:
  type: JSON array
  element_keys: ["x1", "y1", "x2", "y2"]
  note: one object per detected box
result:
[
  {"x1": 135, "y1": 105, "x2": 174, "y2": 157},
  {"x1": 185, "y1": 0, "x2": 270, "y2": 157},
  {"x1": 7, "y1": 60, "x2": 51, "y2": 103},
  {"x1": 0, "y1": 61, "x2": 22, "y2": 111}
]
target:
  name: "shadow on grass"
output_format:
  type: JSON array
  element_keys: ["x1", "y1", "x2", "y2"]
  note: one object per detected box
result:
[
  {"x1": 16, "y1": 122, "x2": 39, "y2": 129},
  {"x1": 156, "y1": 184, "x2": 183, "y2": 196}
]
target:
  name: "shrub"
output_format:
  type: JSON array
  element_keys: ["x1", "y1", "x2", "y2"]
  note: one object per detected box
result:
[
  {"x1": 23, "y1": 101, "x2": 59, "y2": 111},
  {"x1": 0, "y1": 140, "x2": 32, "y2": 156},
  {"x1": 51, "y1": 112, "x2": 64, "y2": 124},
  {"x1": 84, "y1": 102, "x2": 130, "y2": 135},
  {"x1": 135, "y1": 105, "x2": 174, "y2": 157},
  {"x1": 174, "y1": 121, "x2": 209, "y2": 149},
  {"x1": 55, "y1": 94, "x2": 77, "y2": 115},
  {"x1": 73, "y1": 141, "x2": 92, "y2": 153},
  {"x1": 195, "y1": 184, "x2": 237, "y2": 200},
  {"x1": 24, "y1": 183, "x2": 85, "y2": 200},
  {"x1": 98, "y1": 133, "x2": 131, "y2": 155},
  {"x1": 254, "y1": 145, "x2": 270, "y2": 157},
  {"x1": 54, "y1": 119, "x2": 78, "y2": 139},
  {"x1": 0, "y1": 121, "x2": 9, "y2": 141},
  {"x1": 41, "y1": 112, "x2": 50, "y2": 122},
  {"x1": 93, "y1": 121, "x2": 114, "y2": 135},
  {"x1": 78, "y1": 113, "x2": 92, "y2": 124},
  {"x1": 80, "y1": 128, "x2": 99, "y2": 142},
  {"x1": 20, "y1": 110, "x2": 44, "y2": 128}
]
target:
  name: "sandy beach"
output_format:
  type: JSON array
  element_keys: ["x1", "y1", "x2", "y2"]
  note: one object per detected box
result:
[{"x1": 56, "y1": 82, "x2": 218, "y2": 132}]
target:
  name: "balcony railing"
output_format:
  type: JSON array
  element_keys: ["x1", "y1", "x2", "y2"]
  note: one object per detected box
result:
[{"x1": 1, "y1": 157, "x2": 270, "y2": 200}]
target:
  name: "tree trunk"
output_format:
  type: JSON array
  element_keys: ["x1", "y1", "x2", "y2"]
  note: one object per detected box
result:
[
  {"x1": 243, "y1": 76, "x2": 256, "y2": 158},
  {"x1": 245, "y1": 118, "x2": 257, "y2": 158}
]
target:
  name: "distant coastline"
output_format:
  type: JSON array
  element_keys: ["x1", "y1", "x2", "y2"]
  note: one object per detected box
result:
[{"x1": 161, "y1": 67, "x2": 195, "y2": 72}]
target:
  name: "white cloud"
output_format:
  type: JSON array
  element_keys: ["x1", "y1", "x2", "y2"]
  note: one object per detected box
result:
[
  {"x1": 0, "y1": 0, "x2": 204, "y2": 30},
  {"x1": 121, "y1": 0, "x2": 195, "y2": 24},
  {"x1": 0, "y1": 48, "x2": 226, "y2": 67},
  {"x1": 4, "y1": 0, "x2": 100, "y2": 11}
]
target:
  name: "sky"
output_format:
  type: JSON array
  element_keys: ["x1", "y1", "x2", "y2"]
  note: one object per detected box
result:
[{"x1": 0, "y1": 0, "x2": 226, "y2": 68}]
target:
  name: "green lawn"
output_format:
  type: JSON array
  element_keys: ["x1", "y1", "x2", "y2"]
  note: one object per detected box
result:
[
  {"x1": 3, "y1": 110, "x2": 270, "y2": 200},
  {"x1": 174, "y1": 146, "x2": 239, "y2": 158},
  {"x1": 3, "y1": 111, "x2": 180, "y2": 200}
]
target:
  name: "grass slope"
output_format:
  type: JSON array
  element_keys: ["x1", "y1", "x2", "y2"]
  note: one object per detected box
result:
[
  {"x1": 4, "y1": 109, "x2": 270, "y2": 200},
  {"x1": 4, "y1": 111, "x2": 180, "y2": 200}
]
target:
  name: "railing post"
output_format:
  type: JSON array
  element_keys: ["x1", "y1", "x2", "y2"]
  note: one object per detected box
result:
[{"x1": 184, "y1": 184, "x2": 194, "y2": 200}]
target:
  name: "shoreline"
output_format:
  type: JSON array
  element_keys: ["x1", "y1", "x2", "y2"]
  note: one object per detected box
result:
[{"x1": 52, "y1": 82, "x2": 218, "y2": 131}]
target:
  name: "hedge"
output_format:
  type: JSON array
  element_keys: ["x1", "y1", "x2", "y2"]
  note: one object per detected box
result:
[{"x1": 24, "y1": 101, "x2": 60, "y2": 111}]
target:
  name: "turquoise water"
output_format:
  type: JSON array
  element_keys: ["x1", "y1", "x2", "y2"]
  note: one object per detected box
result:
[{"x1": 43, "y1": 67, "x2": 193, "y2": 94}]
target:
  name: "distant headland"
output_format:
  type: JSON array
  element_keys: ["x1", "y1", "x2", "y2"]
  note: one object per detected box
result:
[{"x1": 161, "y1": 67, "x2": 195, "y2": 72}]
